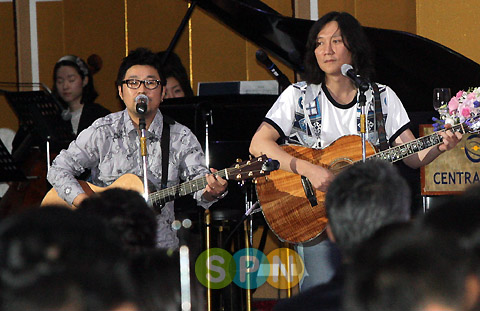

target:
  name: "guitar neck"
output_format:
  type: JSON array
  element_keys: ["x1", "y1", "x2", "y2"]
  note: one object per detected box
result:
[
  {"x1": 148, "y1": 169, "x2": 229, "y2": 207},
  {"x1": 369, "y1": 123, "x2": 465, "y2": 163}
]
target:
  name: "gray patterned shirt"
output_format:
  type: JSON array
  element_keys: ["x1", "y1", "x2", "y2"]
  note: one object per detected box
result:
[{"x1": 47, "y1": 109, "x2": 213, "y2": 248}]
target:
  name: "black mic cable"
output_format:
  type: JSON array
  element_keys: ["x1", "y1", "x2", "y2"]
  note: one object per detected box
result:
[{"x1": 256, "y1": 49, "x2": 291, "y2": 93}]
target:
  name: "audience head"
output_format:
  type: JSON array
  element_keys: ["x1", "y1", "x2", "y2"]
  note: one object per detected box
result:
[
  {"x1": 303, "y1": 11, "x2": 374, "y2": 84},
  {"x1": 129, "y1": 249, "x2": 182, "y2": 311},
  {"x1": 0, "y1": 206, "x2": 137, "y2": 311},
  {"x1": 419, "y1": 183, "x2": 480, "y2": 310},
  {"x1": 157, "y1": 51, "x2": 194, "y2": 98},
  {"x1": 421, "y1": 183, "x2": 480, "y2": 243},
  {"x1": 345, "y1": 224, "x2": 472, "y2": 311},
  {"x1": 77, "y1": 188, "x2": 158, "y2": 255},
  {"x1": 325, "y1": 159, "x2": 411, "y2": 259},
  {"x1": 53, "y1": 55, "x2": 99, "y2": 106}
]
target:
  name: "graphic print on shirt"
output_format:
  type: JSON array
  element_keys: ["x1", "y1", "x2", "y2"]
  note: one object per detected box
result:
[
  {"x1": 290, "y1": 90, "x2": 323, "y2": 147},
  {"x1": 288, "y1": 82, "x2": 389, "y2": 149}
]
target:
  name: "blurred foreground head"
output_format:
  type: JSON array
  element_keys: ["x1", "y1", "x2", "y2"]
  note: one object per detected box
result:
[{"x1": 0, "y1": 206, "x2": 138, "y2": 311}]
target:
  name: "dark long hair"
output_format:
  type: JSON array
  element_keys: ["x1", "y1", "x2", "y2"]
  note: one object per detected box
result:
[
  {"x1": 302, "y1": 11, "x2": 375, "y2": 84},
  {"x1": 158, "y1": 51, "x2": 194, "y2": 97},
  {"x1": 52, "y1": 55, "x2": 99, "y2": 106}
]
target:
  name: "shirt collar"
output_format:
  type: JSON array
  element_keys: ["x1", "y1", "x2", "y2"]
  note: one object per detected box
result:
[{"x1": 122, "y1": 109, "x2": 163, "y2": 138}]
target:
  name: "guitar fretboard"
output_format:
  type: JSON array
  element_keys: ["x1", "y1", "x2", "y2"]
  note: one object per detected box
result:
[
  {"x1": 148, "y1": 168, "x2": 230, "y2": 207},
  {"x1": 144, "y1": 155, "x2": 271, "y2": 209},
  {"x1": 369, "y1": 123, "x2": 465, "y2": 163}
]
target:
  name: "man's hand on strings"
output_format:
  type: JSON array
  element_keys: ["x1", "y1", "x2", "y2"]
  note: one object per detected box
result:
[
  {"x1": 302, "y1": 161, "x2": 334, "y2": 193},
  {"x1": 203, "y1": 168, "x2": 228, "y2": 201},
  {"x1": 437, "y1": 124, "x2": 462, "y2": 152}
]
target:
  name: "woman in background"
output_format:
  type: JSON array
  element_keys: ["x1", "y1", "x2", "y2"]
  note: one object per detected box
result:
[
  {"x1": 157, "y1": 51, "x2": 194, "y2": 98},
  {"x1": 13, "y1": 54, "x2": 110, "y2": 153},
  {"x1": 4, "y1": 55, "x2": 111, "y2": 214},
  {"x1": 53, "y1": 55, "x2": 111, "y2": 135}
]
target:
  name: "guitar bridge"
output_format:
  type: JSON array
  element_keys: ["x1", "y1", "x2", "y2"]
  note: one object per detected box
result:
[{"x1": 301, "y1": 176, "x2": 318, "y2": 207}]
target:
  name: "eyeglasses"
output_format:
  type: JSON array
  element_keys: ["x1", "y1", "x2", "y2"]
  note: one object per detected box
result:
[{"x1": 122, "y1": 79, "x2": 162, "y2": 90}]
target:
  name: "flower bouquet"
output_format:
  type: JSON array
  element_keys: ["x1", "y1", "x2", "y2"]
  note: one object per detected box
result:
[{"x1": 433, "y1": 87, "x2": 480, "y2": 131}]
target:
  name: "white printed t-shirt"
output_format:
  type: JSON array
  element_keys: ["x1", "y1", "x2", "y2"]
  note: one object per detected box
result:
[{"x1": 264, "y1": 82, "x2": 410, "y2": 149}]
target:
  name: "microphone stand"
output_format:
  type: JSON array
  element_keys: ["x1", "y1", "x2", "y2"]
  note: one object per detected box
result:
[
  {"x1": 138, "y1": 116, "x2": 149, "y2": 200},
  {"x1": 172, "y1": 219, "x2": 193, "y2": 311},
  {"x1": 200, "y1": 105, "x2": 213, "y2": 168},
  {"x1": 358, "y1": 84, "x2": 369, "y2": 162}
]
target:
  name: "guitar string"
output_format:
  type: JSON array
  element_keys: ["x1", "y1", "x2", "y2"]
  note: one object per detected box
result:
[
  {"x1": 328, "y1": 123, "x2": 465, "y2": 175},
  {"x1": 149, "y1": 160, "x2": 267, "y2": 204}
]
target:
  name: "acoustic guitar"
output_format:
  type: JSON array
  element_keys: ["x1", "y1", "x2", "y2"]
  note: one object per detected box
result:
[
  {"x1": 256, "y1": 116, "x2": 480, "y2": 244},
  {"x1": 42, "y1": 155, "x2": 278, "y2": 209}
]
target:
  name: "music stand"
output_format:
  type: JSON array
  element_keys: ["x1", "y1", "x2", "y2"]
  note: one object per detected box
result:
[
  {"x1": 0, "y1": 138, "x2": 26, "y2": 182},
  {"x1": 0, "y1": 83, "x2": 75, "y2": 169}
]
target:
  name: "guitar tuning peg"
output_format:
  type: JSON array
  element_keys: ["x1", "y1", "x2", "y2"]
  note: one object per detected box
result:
[{"x1": 236, "y1": 158, "x2": 243, "y2": 163}]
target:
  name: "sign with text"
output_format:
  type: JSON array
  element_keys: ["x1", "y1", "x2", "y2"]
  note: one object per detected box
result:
[{"x1": 421, "y1": 125, "x2": 480, "y2": 195}]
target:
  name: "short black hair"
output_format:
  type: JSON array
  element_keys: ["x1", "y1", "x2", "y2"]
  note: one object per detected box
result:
[
  {"x1": 115, "y1": 47, "x2": 166, "y2": 88},
  {"x1": 420, "y1": 182, "x2": 480, "y2": 277},
  {"x1": 345, "y1": 225, "x2": 469, "y2": 311},
  {"x1": 78, "y1": 188, "x2": 158, "y2": 255},
  {"x1": 325, "y1": 159, "x2": 410, "y2": 258},
  {"x1": 0, "y1": 206, "x2": 135, "y2": 311},
  {"x1": 302, "y1": 11, "x2": 375, "y2": 84}
]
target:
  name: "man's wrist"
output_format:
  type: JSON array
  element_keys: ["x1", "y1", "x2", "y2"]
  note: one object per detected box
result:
[
  {"x1": 214, "y1": 189, "x2": 229, "y2": 200},
  {"x1": 436, "y1": 144, "x2": 446, "y2": 154}
]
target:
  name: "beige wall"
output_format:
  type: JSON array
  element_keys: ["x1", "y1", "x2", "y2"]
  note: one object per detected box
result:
[
  {"x1": 0, "y1": 2, "x2": 19, "y2": 131},
  {"x1": 1, "y1": 0, "x2": 479, "y2": 134},
  {"x1": 417, "y1": 0, "x2": 480, "y2": 64}
]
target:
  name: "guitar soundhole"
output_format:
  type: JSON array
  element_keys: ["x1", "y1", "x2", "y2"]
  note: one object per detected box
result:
[{"x1": 329, "y1": 158, "x2": 354, "y2": 174}]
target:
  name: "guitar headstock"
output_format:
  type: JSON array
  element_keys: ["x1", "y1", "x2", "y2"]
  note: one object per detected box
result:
[{"x1": 228, "y1": 155, "x2": 279, "y2": 181}]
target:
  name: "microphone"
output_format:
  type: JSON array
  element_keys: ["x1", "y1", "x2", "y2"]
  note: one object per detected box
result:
[
  {"x1": 341, "y1": 64, "x2": 369, "y2": 91},
  {"x1": 256, "y1": 49, "x2": 291, "y2": 93},
  {"x1": 135, "y1": 94, "x2": 148, "y2": 114}
]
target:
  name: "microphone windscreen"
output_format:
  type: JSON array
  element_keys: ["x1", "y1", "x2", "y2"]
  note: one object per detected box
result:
[
  {"x1": 135, "y1": 94, "x2": 149, "y2": 105},
  {"x1": 255, "y1": 49, "x2": 273, "y2": 67},
  {"x1": 341, "y1": 64, "x2": 353, "y2": 77}
]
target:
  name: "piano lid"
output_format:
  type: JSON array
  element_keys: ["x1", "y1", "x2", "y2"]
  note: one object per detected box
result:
[{"x1": 194, "y1": 0, "x2": 480, "y2": 112}]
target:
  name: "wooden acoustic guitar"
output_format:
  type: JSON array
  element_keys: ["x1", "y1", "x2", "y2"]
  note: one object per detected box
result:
[
  {"x1": 42, "y1": 155, "x2": 278, "y2": 208},
  {"x1": 256, "y1": 116, "x2": 480, "y2": 244}
]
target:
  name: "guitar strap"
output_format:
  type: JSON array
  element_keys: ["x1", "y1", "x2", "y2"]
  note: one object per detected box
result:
[
  {"x1": 372, "y1": 83, "x2": 389, "y2": 151},
  {"x1": 301, "y1": 84, "x2": 321, "y2": 148},
  {"x1": 161, "y1": 115, "x2": 175, "y2": 189}
]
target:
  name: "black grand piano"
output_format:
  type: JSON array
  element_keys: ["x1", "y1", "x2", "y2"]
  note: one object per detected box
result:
[
  {"x1": 190, "y1": 0, "x2": 480, "y2": 110},
  {"x1": 161, "y1": 0, "x2": 480, "y2": 215}
]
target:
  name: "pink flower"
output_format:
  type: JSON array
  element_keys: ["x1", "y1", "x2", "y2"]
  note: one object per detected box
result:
[
  {"x1": 467, "y1": 92, "x2": 476, "y2": 100},
  {"x1": 461, "y1": 107, "x2": 471, "y2": 117},
  {"x1": 463, "y1": 97, "x2": 474, "y2": 108},
  {"x1": 448, "y1": 97, "x2": 459, "y2": 114},
  {"x1": 456, "y1": 90, "x2": 464, "y2": 98}
]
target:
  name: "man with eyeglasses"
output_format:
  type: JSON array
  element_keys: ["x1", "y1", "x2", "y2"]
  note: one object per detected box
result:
[{"x1": 47, "y1": 47, "x2": 228, "y2": 249}]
